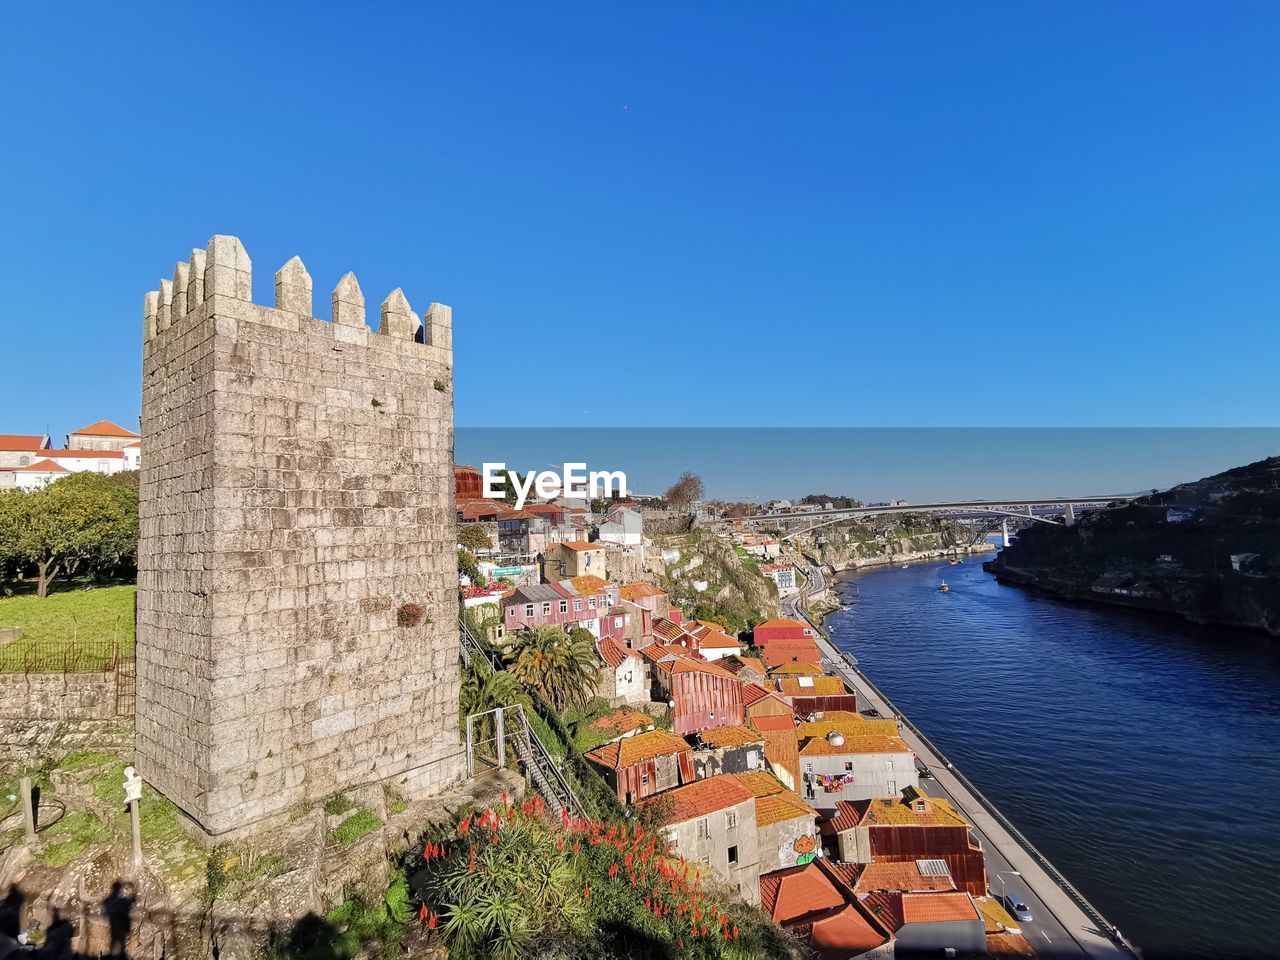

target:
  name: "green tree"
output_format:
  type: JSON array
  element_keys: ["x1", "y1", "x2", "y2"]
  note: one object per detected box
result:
[
  {"x1": 457, "y1": 524, "x2": 492, "y2": 552},
  {"x1": 458, "y1": 548, "x2": 482, "y2": 585},
  {"x1": 0, "y1": 472, "x2": 138, "y2": 598},
  {"x1": 505, "y1": 625, "x2": 599, "y2": 712},
  {"x1": 459, "y1": 659, "x2": 529, "y2": 720}
]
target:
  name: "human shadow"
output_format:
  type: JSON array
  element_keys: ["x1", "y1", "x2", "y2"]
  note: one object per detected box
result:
[
  {"x1": 267, "y1": 913, "x2": 343, "y2": 960},
  {"x1": 102, "y1": 881, "x2": 137, "y2": 958},
  {"x1": 0, "y1": 885, "x2": 24, "y2": 938}
]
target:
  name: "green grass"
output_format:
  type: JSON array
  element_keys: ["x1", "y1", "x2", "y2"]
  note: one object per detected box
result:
[
  {"x1": 329, "y1": 810, "x2": 382, "y2": 847},
  {"x1": 323, "y1": 794, "x2": 357, "y2": 816},
  {"x1": 0, "y1": 584, "x2": 135, "y2": 672},
  {"x1": 36, "y1": 810, "x2": 112, "y2": 866}
]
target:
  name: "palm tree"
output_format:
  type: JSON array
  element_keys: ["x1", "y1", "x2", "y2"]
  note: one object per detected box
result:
[
  {"x1": 504, "y1": 625, "x2": 600, "y2": 712},
  {"x1": 459, "y1": 659, "x2": 529, "y2": 720}
]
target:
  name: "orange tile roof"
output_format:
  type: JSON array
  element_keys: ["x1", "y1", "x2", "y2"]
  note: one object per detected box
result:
[
  {"x1": 854, "y1": 862, "x2": 956, "y2": 894},
  {"x1": 761, "y1": 641, "x2": 824, "y2": 667},
  {"x1": 642, "y1": 774, "x2": 753, "y2": 824},
  {"x1": 798, "y1": 733, "x2": 909, "y2": 757},
  {"x1": 798, "y1": 715, "x2": 898, "y2": 740},
  {"x1": 750, "y1": 713, "x2": 796, "y2": 732},
  {"x1": 11, "y1": 458, "x2": 67, "y2": 473},
  {"x1": 756, "y1": 618, "x2": 809, "y2": 631},
  {"x1": 808, "y1": 904, "x2": 892, "y2": 957},
  {"x1": 695, "y1": 628, "x2": 741, "y2": 650},
  {"x1": 735, "y1": 772, "x2": 816, "y2": 827},
  {"x1": 770, "y1": 661, "x2": 825, "y2": 676},
  {"x1": 667, "y1": 657, "x2": 740, "y2": 681},
  {"x1": 830, "y1": 790, "x2": 970, "y2": 830},
  {"x1": 651, "y1": 617, "x2": 688, "y2": 644},
  {"x1": 0, "y1": 435, "x2": 48, "y2": 451},
  {"x1": 760, "y1": 863, "x2": 845, "y2": 923},
  {"x1": 596, "y1": 637, "x2": 635, "y2": 670},
  {"x1": 695, "y1": 725, "x2": 763, "y2": 749},
  {"x1": 587, "y1": 709, "x2": 652, "y2": 735},
  {"x1": 619, "y1": 582, "x2": 666, "y2": 600},
  {"x1": 694, "y1": 619, "x2": 727, "y2": 632},
  {"x1": 69, "y1": 420, "x2": 139, "y2": 438},
  {"x1": 584, "y1": 729, "x2": 691, "y2": 770},
  {"x1": 901, "y1": 891, "x2": 980, "y2": 925},
  {"x1": 553, "y1": 540, "x2": 605, "y2": 552},
  {"x1": 638, "y1": 642, "x2": 685, "y2": 665},
  {"x1": 567, "y1": 574, "x2": 609, "y2": 594},
  {"x1": 776, "y1": 676, "x2": 849, "y2": 698}
]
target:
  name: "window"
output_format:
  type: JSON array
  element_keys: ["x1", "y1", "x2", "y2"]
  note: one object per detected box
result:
[
  {"x1": 588, "y1": 597, "x2": 597, "y2": 609},
  {"x1": 747, "y1": 750, "x2": 760, "y2": 770},
  {"x1": 696, "y1": 818, "x2": 710, "y2": 840},
  {"x1": 559, "y1": 600, "x2": 568, "y2": 614},
  {"x1": 727, "y1": 845, "x2": 739, "y2": 865},
  {"x1": 18, "y1": 456, "x2": 29, "y2": 466},
  {"x1": 542, "y1": 602, "x2": 551, "y2": 615},
  {"x1": 725, "y1": 810, "x2": 738, "y2": 829},
  {"x1": 525, "y1": 604, "x2": 534, "y2": 618},
  {"x1": 558, "y1": 562, "x2": 567, "y2": 576},
  {"x1": 97, "y1": 460, "x2": 109, "y2": 471},
  {"x1": 574, "y1": 599, "x2": 582, "y2": 612},
  {"x1": 641, "y1": 773, "x2": 649, "y2": 785},
  {"x1": 614, "y1": 616, "x2": 623, "y2": 628},
  {"x1": 844, "y1": 762, "x2": 853, "y2": 772},
  {"x1": 507, "y1": 608, "x2": 515, "y2": 619}
]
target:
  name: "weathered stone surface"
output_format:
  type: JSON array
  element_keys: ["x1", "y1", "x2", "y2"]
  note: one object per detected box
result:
[
  {"x1": 138, "y1": 235, "x2": 463, "y2": 838},
  {"x1": 378, "y1": 288, "x2": 414, "y2": 340},
  {"x1": 274, "y1": 256, "x2": 312, "y2": 315}
]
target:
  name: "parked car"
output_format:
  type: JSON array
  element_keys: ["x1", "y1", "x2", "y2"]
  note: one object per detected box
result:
[{"x1": 1006, "y1": 893, "x2": 1033, "y2": 923}]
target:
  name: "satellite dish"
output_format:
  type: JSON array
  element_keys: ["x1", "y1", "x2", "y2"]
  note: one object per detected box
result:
[{"x1": 826, "y1": 731, "x2": 845, "y2": 748}]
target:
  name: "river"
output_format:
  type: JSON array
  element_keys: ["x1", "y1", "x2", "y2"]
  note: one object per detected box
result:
[{"x1": 825, "y1": 557, "x2": 1280, "y2": 960}]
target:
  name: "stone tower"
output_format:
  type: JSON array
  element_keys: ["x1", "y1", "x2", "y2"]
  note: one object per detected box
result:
[{"x1": 137, "y1": 235, "x2": 463, "y2": 837}]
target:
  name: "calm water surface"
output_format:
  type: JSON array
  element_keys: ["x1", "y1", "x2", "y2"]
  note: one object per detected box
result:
[{"x1": 828, "y1": 558, "x2": 1280, "y2": 960}]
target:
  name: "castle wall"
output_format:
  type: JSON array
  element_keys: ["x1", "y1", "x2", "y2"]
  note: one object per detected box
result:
[{"x1": 138, "y1": 236, "x2": 463, "y2": 836}]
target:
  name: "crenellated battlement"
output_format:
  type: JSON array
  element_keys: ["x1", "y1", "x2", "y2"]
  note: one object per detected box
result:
[{"x1": 143, "y1": 234, "x2": 453, "y2": 354}]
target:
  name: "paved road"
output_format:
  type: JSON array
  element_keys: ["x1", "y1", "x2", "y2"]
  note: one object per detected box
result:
[{"x1": 785, "y1": 562, "x2": 1134, "y2": 960}]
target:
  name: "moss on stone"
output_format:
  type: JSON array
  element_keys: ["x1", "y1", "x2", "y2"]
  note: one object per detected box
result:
[
  {"x1": 329, "y1": 810, "x2": 381, "y2": 847},
  {"x1": 36, "y1": 810, "x2": 111, "y2": 866}
]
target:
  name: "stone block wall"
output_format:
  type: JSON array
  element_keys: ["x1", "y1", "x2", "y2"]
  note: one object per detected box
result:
[
  {"x1": 0, "y1": 671, "x2": 127, "y2": 765},
  {"x1": 138, "y1": 236, "x2": 463, "y2": 837}
]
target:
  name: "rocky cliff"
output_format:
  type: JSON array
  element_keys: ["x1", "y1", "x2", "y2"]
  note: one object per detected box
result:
[
  {"x1": 795, "y1": 515, "x2": 994, "y2": 572},
  {"x1": 986, "y1": 455, "x2": 1280, "y2": 636}
]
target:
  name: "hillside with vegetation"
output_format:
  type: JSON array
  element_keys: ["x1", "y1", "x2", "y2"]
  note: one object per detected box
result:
[
  {"x1": 987, "y1": 455, "x2": 1280, "y2": 635},
  {"x1": 655, "y1": 530, "x2": 777, "y2": 634},
  {"x1": 795, "y1": 513, "x2": 990, "y2": 570}
]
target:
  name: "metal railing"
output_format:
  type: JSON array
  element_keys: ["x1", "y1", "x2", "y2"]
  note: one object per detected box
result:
[
  {"x1": 794, "y1": 573, "x2": 1142, "y2": 958},
  {"x1": 458, "y1": 619, "x2": 584, "y2": 818}
]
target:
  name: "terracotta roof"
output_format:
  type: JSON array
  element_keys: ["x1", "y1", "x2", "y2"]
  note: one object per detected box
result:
[
  {"x1": 756, "y1": 618, "x2": 809, "y2": 631},
  {"x1": 666, "y1": 657, "x2": 740, "y2": 681},
  {"x1": 596, "y1": 637, "x2": 635, "y2": 670},
  {"x1": 40, "y1": 449, "x2": 125, "y2": 460},
  {"x1": 761, "y1": 641, "x2": 824, "y2": 667},
  {"x1": 619, "y1": 582, "x2": 666, "y2": 601},
  {"x1": 798, "y1": 715, "x2": 898, "y2": 740},
  {"x1": 798, "y1": 733, "x2": 909, "y2": 757},
  {"x1": 638, "y1": 643, "x2": 687, "y2": 665},
  {"x1": 693, "y1": 619, "x2": 727, "y2": 633},
  {"x1": 742, "y1": 682, "x2": 783, "y2": 709},
  {"x1": 0, "y1": 435, "x2": 48, "y2": 451},
  {"x1": 760, "y1": 863, "x2": 845, "y2": 923},
  {"x1": 831, "y1": 790, "x2": 970, "y2": 830},
  {"x1": 69, "y1": 420, "x2": 138, "y2": 438},
  {"x1": 854, "y1": 862, "x2": 956, "y2": 894},
  {"x1": 736, "y1": 772, "x2": 816, "y2": 827},
  {"x1": 587, "y1": 709, "x2": 653, "y2": 735},
  {"x1": 566, "y1": 574, "x2": 609, "y2": 594},
  {"x1": 750, "y1": 714, "x2": 797, "y2": 732},
  {"x1": 552, "y1": 540, "x2": 605, "y2": 552},
  {"x1": 859, "y1": 891, "x2": 904, "y2": 931},
  {"x1": 807, "y1": 904, "x2": 892, "y2": 958},
  {"x1": 697, "y1": 629, "x2": 741, "y2": 650},
  {"x1": 641, "y1": 774, "x2": 753, "y2": 824},
  {"x1": 651, "y1": 617, "x2": 688, "y2": 644},
  {"x1": 769, "y1": 661, "x2": 825, "y2": 676},
  {"x1": 901, "y1": 891, "x2": 980, "y2": 925},
  {"x1": 777, "y1": 676, "x2": 849, "y2": 698},
  {"x1": 10, "y1": 458, "x2": 67, "y2": 473},
  {"x1": 695, "y1": 725, "x2": 763, "y2": 749},
  {"x1": 584, "y1": 729, "x2": 690, "y2": 770}
]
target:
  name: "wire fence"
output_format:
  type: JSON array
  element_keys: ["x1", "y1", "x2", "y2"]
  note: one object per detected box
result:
[{"x1": 0, "y1": 635, "x2": 133, "y2": 675}]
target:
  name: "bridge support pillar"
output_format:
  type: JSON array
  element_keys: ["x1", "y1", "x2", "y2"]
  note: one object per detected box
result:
[
  {"x1": 1064, "y1": 503, "x2": 1076, "y2": 527},
  {"x1": 1001, "y1": 519, "x2": 1010, "y2": 548}
]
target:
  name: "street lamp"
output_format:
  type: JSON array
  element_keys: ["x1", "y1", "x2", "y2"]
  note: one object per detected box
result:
[{"x1": 996, "y1": 870, "x2": 1021, "y2": 904}]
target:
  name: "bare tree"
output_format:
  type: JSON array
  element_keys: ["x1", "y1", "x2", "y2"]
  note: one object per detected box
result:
[{"x1": 663, "y1": 472, "x2": 705, "y2": 507}]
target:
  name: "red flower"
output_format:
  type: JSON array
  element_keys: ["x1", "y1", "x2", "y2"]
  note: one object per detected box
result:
[
  {"x1": 419, "y1": 904, "x2": 428, "y2": 922},
  {"x1": 458, "y1": 817, "x2": 471, "y2": 836}
]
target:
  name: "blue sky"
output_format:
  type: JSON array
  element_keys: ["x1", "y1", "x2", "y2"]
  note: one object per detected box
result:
[{"x1": 3, "y1": 2, "x2": 1279, "y2": 443}]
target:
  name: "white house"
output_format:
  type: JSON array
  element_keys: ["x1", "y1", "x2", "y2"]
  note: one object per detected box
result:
[
  {"x1": 66, "y1": 419, "x2": 140, "y2": 452},
  {"x1": 9, "y1": 458, "x2": 72, "y2": 491},
  {"x1": 596, "y1": 637, "x2": 647, "y2": 706},
  {"x1": 761, "y1": 564, "x2": 798, "y2": 597},
  {"x1": 0, "y1": 434, "x2": 53, "y2": 488},
  {"x1": 598, "y1": 506, "x2": 644, "y2": 546}
]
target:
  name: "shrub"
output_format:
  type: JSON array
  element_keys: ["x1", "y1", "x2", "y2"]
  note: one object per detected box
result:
[
  {"x1": 396, "y1": 603, "x2": 426, "y2": 628},
  {"x1": 330, "y1": 810, "x2": 382, "y2": 847}
]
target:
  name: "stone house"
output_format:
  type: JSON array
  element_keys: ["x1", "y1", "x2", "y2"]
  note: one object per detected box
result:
[
  {"x1": 597, "y1": 505, "x2": 643, "y2": 546},
  {"x1": 542, "y1": 540, "x2": 609, "y2": 582},
  {"x1": 66, "y1": 419, "x2": 139, "y2": 452},
  {"x1": 690, "y1": 725, "x2": 766, "y2": 779},
  {"x1": 595, "y1": 637, "x2": 647, "y2": 706},
  {"x1": 829, "y1": 788, "x2": 988, "y2": 897},
  {"x1": 643, "y1": 775, "x2": 762, "y2": 905},
  {"x1": 719, "y1": 655, "x2": 768, "y2": 685},
  {"x1": 736, "y1": 771, "x2": 820, "y2": 874},
  {"x1": 798, "y1": 718, "x2": 918, "y2": 813},
  {"x1": 584, "y1": 728, "x2": 694, "y2": 805}
]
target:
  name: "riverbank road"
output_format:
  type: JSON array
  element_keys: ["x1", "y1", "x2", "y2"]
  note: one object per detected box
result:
[{"x1": 791, "y1": 564, "x2": 1133, "y2": 959}]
